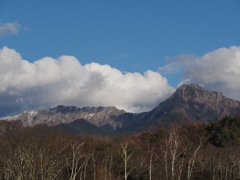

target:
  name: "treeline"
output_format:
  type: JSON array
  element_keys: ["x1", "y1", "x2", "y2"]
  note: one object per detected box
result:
[{"x1": 0, "y1": 116, "x2": 240, "y2": 180}]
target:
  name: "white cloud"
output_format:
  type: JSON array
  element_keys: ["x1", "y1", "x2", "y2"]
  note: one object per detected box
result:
[
  {"x1": 0, "y1": 47, "x2": 174, "y2": 117},
  {"x1": 0, "y1": 22, "x2": 25, "y2": 37},
  {"x1": 158, "y1": 46, "x2": 240, "y2": 101},
  {"x1": 181, "y1": 46, "x2": 240, "y2": 100}
]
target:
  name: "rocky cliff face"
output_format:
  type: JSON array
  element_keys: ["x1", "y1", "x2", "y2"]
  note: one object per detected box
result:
[
  {"x1": 161, "y1": 83, "x2": 240, "y2": 122},
  {"x1": 7, "y1": 105, "x2": 127, "y2": 129}
]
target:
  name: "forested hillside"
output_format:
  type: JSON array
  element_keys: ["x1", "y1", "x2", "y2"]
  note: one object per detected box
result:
[{"x1": 1, "y1": 116, "x2": 240, "y2": 180}]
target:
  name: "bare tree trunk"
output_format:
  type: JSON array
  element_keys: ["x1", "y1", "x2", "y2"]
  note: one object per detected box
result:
[
  {"x1": 187, "y1": 141, "x2": 202, "y2": 180},
  {"x1": 168, "y1": 129, "x2": 179, "y2": 180},
  {"x1": 67, "y1": 142, "x2": 85, "y2": 180},
  {"x1": 149, "y1": 147, "x2": 154, "y2": 180},
  {"x1": 177, "y1": 155, "x2": 185, "y2": 180},
  {"x1": 83, "y1": 161, "x2": 88, "y2": 180},
  {"x1": 160, "y1": 146, "x2": 168, "y2": 180},
  {"x1": 120, "y1": 142, "x2": 133, "y2": 180},
  {"x1": 92, "y1": 154, "x2": 96, "y2": 180},
  {"x1": 158, "y1": 127, "x2": 188, "y2": 180}
]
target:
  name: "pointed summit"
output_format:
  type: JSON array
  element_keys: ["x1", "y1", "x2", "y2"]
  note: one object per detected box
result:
[
  {"x1": 168, "y1": 83, "x2": 224, "y2": 103},
  {"x1": 128, "y1": 84, "x2": 240, "y2": 130},
  {"x1": 176, "y1": 83, "x2": 209, "y2": 96},
  {"x1": 177, "y1": 83, "x2": 204, "y2": 90}
]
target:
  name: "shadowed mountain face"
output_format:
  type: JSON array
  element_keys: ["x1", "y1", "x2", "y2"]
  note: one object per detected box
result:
[
  {"x1": 55, "y1": 119, "x2": 115, "y2": 136},
  {"x1": 3, "y1": 84, "x2": 240, "y2": 134},
  {"x1": 121, "y1": 84, "x2": 240, "y2": 132}
]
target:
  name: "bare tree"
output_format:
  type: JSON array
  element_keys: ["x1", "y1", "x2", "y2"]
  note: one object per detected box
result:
[
  {"x1": 186, "y1": 140, "x2": 202, "y2": 180},
  {"x1": 149, "y1": 147, "x2": 154, "y2": 180},
  {"x1": 66, "y1": 141, "x2": 85, "y2": 180},
  {"x1": 157, "y1": 127, "x2": 187, "y2": 180},
  {"x1": 120, "y1": 142, "x2": 134, "y2": 180}
]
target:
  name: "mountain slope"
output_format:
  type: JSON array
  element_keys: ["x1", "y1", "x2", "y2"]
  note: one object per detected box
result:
[
  {"x1": 3, "y1": 84, "x2": 240, "y2": 134},
  {"x1": 121, "y1": 84, "x2": 240, "y2": 132},
  {"x1": 7, "y1": 105, "x2": 127, "y2": 129},
  {"x1": 55, "y1": 119, "x2": 115, "y2": 136}
]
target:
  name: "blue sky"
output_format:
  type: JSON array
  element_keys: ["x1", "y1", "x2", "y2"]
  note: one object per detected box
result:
[
  {"x1": 0, "y1": 0, "x2": 240, "y2": 116},
  {"x1": 1, "y1": 0, "x2": 239, "y2": 85}
]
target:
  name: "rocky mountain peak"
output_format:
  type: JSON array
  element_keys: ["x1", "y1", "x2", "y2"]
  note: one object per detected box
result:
[
  {"x1": 49, "y1": 105, "x2": 81, "y2": 114},
  {"x1": 151, "y1": 83, "x2": 240, "y2": 124},
  {"x1": 4, "y1": 105, "x2": 127, "y2": 129},
  {"x1": 176, "y1": 83, "x2": 207, "y2": 96},
  {"x1": 178, "y1": 83, "x2": 204, "y2": 91},
  {"x1": 169, "y1": 83, "x2": 224, "y2": 103},
  {"x1": 48, "y1": 105, "x2": 125, "y2": 115}
]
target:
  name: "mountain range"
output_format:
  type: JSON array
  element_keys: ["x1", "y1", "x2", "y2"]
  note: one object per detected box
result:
[{"x1": 3, "y1": 84, "x2": 240, "y2": 135}]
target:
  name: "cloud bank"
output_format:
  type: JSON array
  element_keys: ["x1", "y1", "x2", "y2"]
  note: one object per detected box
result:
[
  {"x1": 183, "y1": 46, "x2": 240, "y2": 100},
  {"x1": 160, "y1": 46, "x2": 240, "y2": 101},
  {"x1": 0, "y1": 47, "x2": 174, "y2": 117},
  {"x1": 0, "y1": 22, "x2": 25, "y2": 37}
]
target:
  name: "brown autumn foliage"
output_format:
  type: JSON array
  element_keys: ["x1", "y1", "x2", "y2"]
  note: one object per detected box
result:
[{"x1": 0, "y1": 118, "x2": 240, "y2": 180}]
